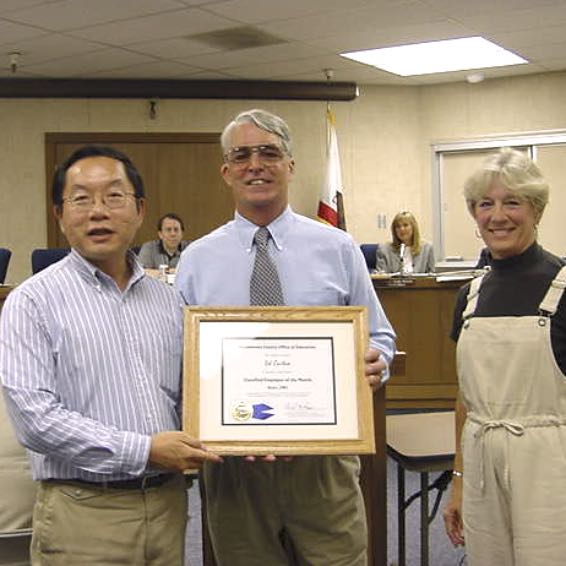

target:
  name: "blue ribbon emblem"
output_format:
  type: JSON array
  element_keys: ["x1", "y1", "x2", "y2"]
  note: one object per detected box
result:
[{"x1": 252, "y1": 403, "x2": 274, "y2": 420}]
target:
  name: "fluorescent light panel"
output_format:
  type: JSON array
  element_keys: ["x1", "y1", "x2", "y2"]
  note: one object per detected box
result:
[{"x1": 341, "y1": 37, "x2": 527, "y2": 77}]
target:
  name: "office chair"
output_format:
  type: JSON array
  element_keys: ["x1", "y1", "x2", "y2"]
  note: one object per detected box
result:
[
  {"x1": 31, "y1": 248, "x2": 70, "y2": 274},
  {"x1": 0, "y1": 248, "x2": 11, "y2": 284},
  {"x1": 360, "y1": 243, "x2": 378, "y2": 271},
  {"x1": 0, "y1": 389, "x2": 36, "y2": 566}
]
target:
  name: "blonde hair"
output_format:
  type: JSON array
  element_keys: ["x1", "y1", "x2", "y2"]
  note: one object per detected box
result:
[
  {"x1": 390, "y1": 211, "x2": 422, "y2": 255},
  {"x1": 464, "y1": 147, "x2": 549, "y2": 221}
]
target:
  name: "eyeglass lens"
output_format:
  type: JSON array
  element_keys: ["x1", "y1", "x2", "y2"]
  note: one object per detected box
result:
[
  {"x1": 66, "y1": 190, "x2": 135, "y2": 210},
  {"x1": 227, "y1": 144, "x2": 285, "y2": 164}
]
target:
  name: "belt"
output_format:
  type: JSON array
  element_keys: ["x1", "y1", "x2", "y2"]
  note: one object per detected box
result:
[
  {"x1": 45, "y1": 473, "x2": 176, "y2": 490},
  {"x1": 467, "y1": 413, "x2": 566, "y2": 492}
]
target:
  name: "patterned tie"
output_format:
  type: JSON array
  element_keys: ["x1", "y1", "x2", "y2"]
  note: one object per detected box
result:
[{"x1": 250, "y1": 227, "x2": 284, "y2": 305}]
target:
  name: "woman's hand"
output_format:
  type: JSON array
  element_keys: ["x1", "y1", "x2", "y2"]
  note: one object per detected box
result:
[{"x1": 443, "y1": 476, "x2": 465, "y2": 547}]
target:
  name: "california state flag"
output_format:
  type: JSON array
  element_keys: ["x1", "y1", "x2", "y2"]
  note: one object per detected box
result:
[{"x1": 317, "y1": 107, "x2": 346, "y2": 230}]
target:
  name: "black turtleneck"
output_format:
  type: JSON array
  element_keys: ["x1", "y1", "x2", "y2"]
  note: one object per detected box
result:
[{"x1": 451, "y1": 242, "x2": 566, "y2": 374}]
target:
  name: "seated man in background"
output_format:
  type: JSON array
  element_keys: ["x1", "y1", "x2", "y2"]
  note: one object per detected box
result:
[
  {"x1": 0, "y1": 145, "x2": 220, "y2": 566},
  {"x1": 138, "y1": 212, "x2": 189, "y2": 270}
]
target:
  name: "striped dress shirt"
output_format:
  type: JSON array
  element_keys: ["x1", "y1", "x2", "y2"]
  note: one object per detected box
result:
[{"x1": 0, "y1": 250, "x2": 183, "y2": 481}]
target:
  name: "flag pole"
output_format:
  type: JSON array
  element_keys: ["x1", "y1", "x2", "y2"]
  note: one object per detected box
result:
[{"x1": 317, "y1": 69, "x2": 347, "y2": 230}]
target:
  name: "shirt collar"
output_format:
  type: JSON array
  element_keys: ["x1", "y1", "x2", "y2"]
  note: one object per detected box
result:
[
  {"x1": 158, "y1": 239, "x2": 181, "y2": 257},
  {"x1": 234, "y1": 206, "x2": 293, "y2": 252},
  {"x1": 68, "y1": 248, "x2": 145, "y2": 291},
  {"x1": 490, "y1": 241, "x2": 541, "y2": 274}
]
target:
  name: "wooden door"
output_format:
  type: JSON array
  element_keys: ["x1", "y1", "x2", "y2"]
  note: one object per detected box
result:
[{"x1": 45, "y1": 133, "x2": 233, "y2": 248}]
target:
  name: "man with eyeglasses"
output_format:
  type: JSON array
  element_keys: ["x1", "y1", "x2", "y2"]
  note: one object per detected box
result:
[
  {"x1": 175, "y1": 109, "x2": 395, "y2": 565},
  {"x1": 0, "y1": 145, "x2": 220, "y2": 565}
]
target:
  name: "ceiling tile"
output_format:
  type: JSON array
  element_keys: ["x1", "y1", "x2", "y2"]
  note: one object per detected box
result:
[
  {"x1": 424, "y1": 0, "x2": 565, "y2": 19},
  {"x1": 176, "y1": 42, "x2": 329, "y2": 70},
  {"x1": 489, "y1": 25, "x2": 566, "y2": 49},
  {"x1": 126, "y1": 37, "x2": 221, "y2": 59},
  {"x1": 0, "y1": 0, "x2": 57, "y2": 15},
  {"x1": 23, "y1": 47, "x2": 156, "y2": 77},
  {"x1": 259, "y1": 2, "x2": 446, "y2": 42},
  {"x1": 2, "y1": 34, "x2": 102, "y2": 67},
  {"x1": 306, "y1": 20, "x2": 471, "y2": 53},
  {"x1": 4, "y1": 0, "x2": 187, "y2": 31},
  {"x1": 515, "y1": 42, "x2": 566, "y2": 62},
  {"x1": 455, "y1": 4, "x2": 566, "y2": 34},
  {"x1": 223, "y1": 53, "x2": 373, "y2": 80},
  {"x1": 87, "y1": 60, "x2": 204, "y2": 79},
  {"x1": 1, "y1": 0, "x2": 566, "y2": 87},
  {"x1": 0, "y1": 18, "x2": 48, "y2": 45},
  {"x1": 203, "y1": 0, "x2": 375, "y2": 24},
  {"x1": 67, "y1": 8, "x2": 236, "y2": 46}
]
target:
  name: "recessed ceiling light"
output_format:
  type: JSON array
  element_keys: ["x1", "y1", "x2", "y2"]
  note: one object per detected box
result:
[{"x1": 341, "y1": 37, "x2": 527, "y2": 77}]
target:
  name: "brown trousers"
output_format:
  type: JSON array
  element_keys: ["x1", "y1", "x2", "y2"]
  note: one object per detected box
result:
[{"x1": 31, "y1": 476, "x2": 187, "y2": 566}]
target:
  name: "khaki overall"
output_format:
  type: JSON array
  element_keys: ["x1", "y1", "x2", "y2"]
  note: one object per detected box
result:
[{"x1": 457, "y1": 266, "x2": 566, "y2": 566}]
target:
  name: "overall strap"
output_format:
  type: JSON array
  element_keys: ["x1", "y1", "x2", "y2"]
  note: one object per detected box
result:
[
  {"x1": 539, "y1": 265, "x2": 566, "y2": 316},
  {"x1": 462, "y1": 273, "x2": 485, "y2": 320}
]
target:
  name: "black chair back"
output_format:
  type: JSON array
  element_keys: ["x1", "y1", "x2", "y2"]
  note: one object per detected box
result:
[
  {"x1": 31, "y1": 248, "x2": 70, "y2": 275},
  {"x1": 360, "y1": 243, "x2": 378, "y2": 271},
  {"x1": 0, "y1": 248, "x2": 11, "y2": 284}
]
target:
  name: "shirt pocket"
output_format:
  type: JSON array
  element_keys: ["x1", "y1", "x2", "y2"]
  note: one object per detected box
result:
[{"x1": 293, "y1": 289, "x2": 344, "y2": 306}]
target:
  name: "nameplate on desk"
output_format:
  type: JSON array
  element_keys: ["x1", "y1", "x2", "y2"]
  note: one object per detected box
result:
[{"x1": 371, "y1": 274, "x2": 418, "y2": 287}]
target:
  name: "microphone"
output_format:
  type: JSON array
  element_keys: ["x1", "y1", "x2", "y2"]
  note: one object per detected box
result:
[{"x1": 399, "y1": 243, "x2": 406, "y2": 275}]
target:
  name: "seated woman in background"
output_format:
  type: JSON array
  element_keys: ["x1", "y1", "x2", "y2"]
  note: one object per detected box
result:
[
  {"x1": 376, "y1": 210, "x2": 435, "y2": 273},
  {"x1": 138, "y1": 212, "x2": 189, "y2": 270}
]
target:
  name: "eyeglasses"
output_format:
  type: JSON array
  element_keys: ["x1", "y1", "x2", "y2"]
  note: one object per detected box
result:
[
  {"x1": 224, "y1": 144, "x2": 286, "y2": 166},
  {"x1": 63, "y1": 190, "x2": 137, "y2": 211}
]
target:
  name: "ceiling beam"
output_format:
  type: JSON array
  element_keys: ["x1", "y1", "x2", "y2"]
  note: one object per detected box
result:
[{"x1": 0, "y1": 79, "x2": 358, "y2": 101}]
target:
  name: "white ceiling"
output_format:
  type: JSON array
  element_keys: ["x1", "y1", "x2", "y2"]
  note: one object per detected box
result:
[{"x1": 1, "y1": 0, "x2": 566, "y2": 86}]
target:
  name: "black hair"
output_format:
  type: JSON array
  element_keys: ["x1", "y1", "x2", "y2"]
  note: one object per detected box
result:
[
  {"x1": 52, "y1": 145, "x2": 145, "y2": 207},
  {"x1": 158, "y1": 212, "x2": 185, "y2": 231}
]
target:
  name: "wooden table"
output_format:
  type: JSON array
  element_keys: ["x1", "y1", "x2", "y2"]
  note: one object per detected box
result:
[
  {"x1": 372, "y1": 276, "x2": 469, "y2": 409},
  {"x1": 386, "y1": 411, "x2": 455, "y2": 566}
]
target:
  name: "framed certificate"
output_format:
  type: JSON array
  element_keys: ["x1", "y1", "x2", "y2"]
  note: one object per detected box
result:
[{"x1": 183, "y1": 306, "x2": 375, "y2": 456}]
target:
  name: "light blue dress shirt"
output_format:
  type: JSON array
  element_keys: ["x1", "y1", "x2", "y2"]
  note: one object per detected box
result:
[
  {"x1": 0, "y1": 250, "x2": 183, "y2": 481},
  {"x1": 176, "y1": 207, "x2": 396, "y2": 370}
]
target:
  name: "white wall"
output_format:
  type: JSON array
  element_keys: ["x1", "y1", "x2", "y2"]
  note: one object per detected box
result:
[{"x1": 3, "y1": 70, "x2": 566, "y2": 282}]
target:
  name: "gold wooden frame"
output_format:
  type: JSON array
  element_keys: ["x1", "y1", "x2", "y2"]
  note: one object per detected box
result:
[{"x1": 183, "y1": 306, "x2": 375, "y2": 456}]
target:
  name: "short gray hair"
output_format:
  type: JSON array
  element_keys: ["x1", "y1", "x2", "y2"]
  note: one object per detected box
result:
[
  {"x1": 464, "y1": 147, "x2": 549, "y2": 220},
  {"x1": 220, "y1": 109, "x2": 293, "y2": 157}
]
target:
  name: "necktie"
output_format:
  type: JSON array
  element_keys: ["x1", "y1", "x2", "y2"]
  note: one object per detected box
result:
[{"x1": 250, "y1": 227, "x2": 284, "y2": 305}]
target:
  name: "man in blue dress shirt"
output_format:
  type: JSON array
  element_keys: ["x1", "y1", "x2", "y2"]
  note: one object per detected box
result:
[
  {"x1": 0, "y1": 145, "x2": 220, "y2": 565},
  {"x1": 175, "y1": 109, "x2": 396, "y2": 565}
]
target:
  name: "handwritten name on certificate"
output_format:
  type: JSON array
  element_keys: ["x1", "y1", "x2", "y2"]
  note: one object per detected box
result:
[{"x1": 221, "y1": 337, "x2": 337, "y2": 426}]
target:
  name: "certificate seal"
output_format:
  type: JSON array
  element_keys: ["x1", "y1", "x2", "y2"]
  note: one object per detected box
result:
[{"x1": 232, "y1": 401, "x2": 252, "y2": 422}]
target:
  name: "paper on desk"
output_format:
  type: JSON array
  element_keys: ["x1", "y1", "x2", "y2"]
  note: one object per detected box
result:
[{"x1": 435, "y1": 269, "x2": 483, "y2": 282}]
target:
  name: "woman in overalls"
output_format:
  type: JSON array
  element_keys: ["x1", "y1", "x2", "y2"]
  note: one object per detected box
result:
[{"x1": 443, "y1": 147, "x2": 566, "y2": 565}]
